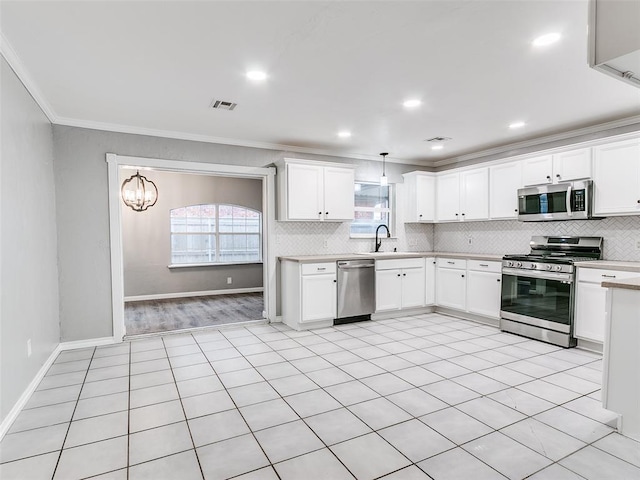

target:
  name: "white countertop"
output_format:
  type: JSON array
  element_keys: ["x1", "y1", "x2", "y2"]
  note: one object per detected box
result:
[
  {"x1": 575, "y1": 260, "x2": 640, "y2": 273},
  {"x1": 279, "y1": 252, "x2": 504, "y2": 263}
]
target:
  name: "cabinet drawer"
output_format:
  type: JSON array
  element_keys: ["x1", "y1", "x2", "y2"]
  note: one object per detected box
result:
[
  {"x1": 376, "y1": 257, "x2": 425, "y2": 271},
  {"x1": 301, "y1": 262, "x2": 336, "y2": 275},
  {"x1": 467, "y1": 260, "x2": 501, "y2": 273},
  {"x1": 577, "y1": 267, "x2": 640, "y2": 284},
  {"x1": 437, "y1": 258, "x2": 467, "y2": 270}
]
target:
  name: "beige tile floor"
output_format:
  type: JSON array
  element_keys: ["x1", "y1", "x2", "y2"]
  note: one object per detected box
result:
[{"x1": 1, "y1": 313, "x2": 639, "y2": 480}]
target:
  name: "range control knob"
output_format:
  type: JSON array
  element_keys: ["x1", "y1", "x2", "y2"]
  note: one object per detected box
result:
[
  {"x1": 516, "y1": 262, "x2": 523, "y2": 268},
  {"x1": 546, "y1": 265, "x2": 553, "y2": 271},
  {"x1": 555, "y1": 265, "x2": 563, "y2": 272},
  {"x1": 530, "y1": 264, "x2": 537, "y2": 269},
  {"x1": 507, "y1": 261, "x2": 513, "y2": 267}
]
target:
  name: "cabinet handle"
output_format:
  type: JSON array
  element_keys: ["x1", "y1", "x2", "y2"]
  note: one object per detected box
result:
[
  {"x1": 601, "y1": 274, "x2": 616, "y2": 278},
  {"x1": 479, "y1": 264, "x2": 489, "y2": 267},
  {"x1": 461, "y1": 274, "x2": 465, "y2": 278},
  {"x1": 462, "y1": 213, "x2": 465, "y2": 216},
  {"x1": 403, "y1": 273, "x2": 406, "y2": 277},
  {"x1": 637, "y1": 200, "x2": 640, "y2": 204},
  {"x1": 455, "y1": 213, "x2": 459, "y2": 216},
  {"x1": 325, "y1": 212, "x2": 329, "y2": 215},
  {"x1": 515, "y1": 209, "x2": 518, "y2": 212},
  {"x1": 447, "y1": 261, "x2": 455, "y2": 264},
  {"x1": 333, "y1": 279, "x2": 337, "y2": 283},
  {"x1": 317, "y1": 267, "x2": 326, "y2": 271},
  {"x1": 556, "y1": 174, "x2": 561, "y2": 179},
  {"x1": 318, "y1": 211, "x2": 322, "y2": 215},
  {"x1": 546, "y1": 175, "x2": 551, "y2": 181},
  {"x1": 497, "y1": 279, "x2": 501, "y2": 282},
  {"x1": 397, "y1": 274, "x2": 401, "y2": 277},
  {"x1": 419, "y1": 214, "x2": 423, "y2": 217}
]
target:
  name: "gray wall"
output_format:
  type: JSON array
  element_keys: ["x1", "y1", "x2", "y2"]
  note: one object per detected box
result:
[
  {"x1": 52, "y1": 125, "x2": 427, "y2": 341},
  {"x1": 121, "y1": 170, "x2": 263, "y2": 297},
  {"x1": 1, "y1": 58, "x2": 59, "y2": 422}
]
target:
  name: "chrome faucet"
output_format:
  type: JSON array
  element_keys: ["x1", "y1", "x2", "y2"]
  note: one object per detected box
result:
[{"x1": 375, "y1": 224, "x2": 391, "y2": 252}]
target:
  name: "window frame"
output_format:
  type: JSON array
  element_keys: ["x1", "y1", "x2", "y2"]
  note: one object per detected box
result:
[
  {"x1": 350, "y1": 181, "x2": 395, "y2": 239},
  {"x1": 169, "y1": 204, "x2": 262, "y2": 267}
]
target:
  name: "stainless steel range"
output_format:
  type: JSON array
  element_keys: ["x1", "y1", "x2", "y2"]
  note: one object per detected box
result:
[{"x1": 500, "y1": 236, "x2": 603, "y2": 348}]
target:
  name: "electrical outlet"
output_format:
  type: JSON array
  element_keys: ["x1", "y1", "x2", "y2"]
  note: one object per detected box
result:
[
  {"x1": 27, "y1": 339, "x2": 32, "y2": 358},
  {"x1": 323, "y1": 239, "x2": 328, "y2": 249},
  {"x1": 227, "y1": 277, "x2": 232, "y2": 285},
  {"x1": 467, "y1": 237, "x2": 473, "y2": 245}
]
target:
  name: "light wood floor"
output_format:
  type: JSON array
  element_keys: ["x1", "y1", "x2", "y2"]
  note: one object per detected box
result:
[{"x1": 124, "y1": 292, "x2": 264, "y2": 335}]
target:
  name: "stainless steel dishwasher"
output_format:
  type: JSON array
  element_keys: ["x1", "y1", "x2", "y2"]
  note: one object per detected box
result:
[{"x1": 336, "y1": 259, "x2": 376, "y2": 324}]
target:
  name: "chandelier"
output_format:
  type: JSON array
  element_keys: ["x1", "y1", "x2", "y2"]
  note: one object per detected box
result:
[{"x1": 121, "y1": 170, "x2": 158, "y2": 212}]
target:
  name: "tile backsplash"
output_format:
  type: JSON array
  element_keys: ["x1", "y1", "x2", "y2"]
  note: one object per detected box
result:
[
  {"x1": 434, "y1": 216, "x2": 640, "y2": 261},
  {"x1": 275, "y1": 216, "x2": 640, "y2": 262}
]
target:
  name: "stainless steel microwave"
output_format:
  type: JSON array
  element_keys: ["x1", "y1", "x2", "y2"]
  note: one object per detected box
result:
[{"x1": 517, "y1": 180, "x2": 596, "y2": 221}]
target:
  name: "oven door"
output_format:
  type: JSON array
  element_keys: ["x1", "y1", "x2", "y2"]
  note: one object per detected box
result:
[{"x1": 500, "y1": 268, "x2": 574, "y2": 333}]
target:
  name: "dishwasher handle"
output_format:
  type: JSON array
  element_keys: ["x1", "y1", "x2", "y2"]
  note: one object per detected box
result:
[{"x1": 338, "y1": 264, "x2": 375, "y2": 270}]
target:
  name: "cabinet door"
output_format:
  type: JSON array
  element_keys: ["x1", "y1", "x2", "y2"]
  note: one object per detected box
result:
[
  {"x1": 287, "y1": 163, "x2": 324, "y2": 220},
  {"x1": 376, "y1": 269, "x2": 402, "y2": 311},
  {"x1": 301, "y1": 274, "x2": 336, "y2": 322},
  {"x1": 401, "y1": 267, "x2": 426, "y2": 309},
  {"x1": 466, "y1": 270, "x2": 501, "y2": 318},
  {"x1": 436, "y1": 267, "x2": 466, "y2": 310},
  {"x1": 425, "y1": 258, "x2": 436, "y2": 305},
  {"x1": 574, "y1": 281, "x2": 607, "y2": 343},
  {"x1": 436, "y1": 173, "x2": 461, "y2": 222},
  {"x1": 553, "y1": 148, "x2": 592, "y2": 183},
  {"x1": 593, "y1": 139, "x2": 640, "y2": 216},
  {"x1": 490, "y1": 162, "x2": 522, "y2": 219},
  {"x1": 416, "y1": 174, "x2": 436, "y2": 222},
  {"x1": 522, "y1": 155, "x2": 553, "y2": 186},
  {"x1": 460, "y1": 168, "x2": 489, "y2": 221},
  {"x1": 324, "y1": 167, "x2": 355, "y2": 221}
]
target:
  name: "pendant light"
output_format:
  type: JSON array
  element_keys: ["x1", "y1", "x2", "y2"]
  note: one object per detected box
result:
[
  {"x1": 121, "y1": 170, "x2": 158, "y2": 212},
  {"x1": 379, "y1": 152, "x2": 389, "y2": 186}
]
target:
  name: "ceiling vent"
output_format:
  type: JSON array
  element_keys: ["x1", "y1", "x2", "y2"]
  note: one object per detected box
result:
[
  {"x1": 211, "y1": 100, "x2": 237, "y2": 111},
  {"x1": 424, "y1": 136, "x2": 452, "y2": 142}
]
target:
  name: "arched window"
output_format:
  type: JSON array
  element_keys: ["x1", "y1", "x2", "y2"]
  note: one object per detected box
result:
[{"x1": 170, "y1": 204, "x2": 261, "y2": 265}]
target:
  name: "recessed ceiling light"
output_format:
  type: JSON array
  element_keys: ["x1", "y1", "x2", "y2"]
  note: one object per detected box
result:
[
  {"x1": 532, "y1": 33, "x2": 561, "y2": 47},
  {"x1": 403, "y1": 99, "x2": 422, "y2": 108},
  {"x1": 431, "y1": 145, "x2": 444, "y2": 150},
  {"x1": 246, "y1": 70, "x2": 268, "y2": 81},
  {"x1": 509, "y1": 121, "x2": 526, "y2": 129},
  {"x1": 337, "y1": 131, "x2": 352, "y2": 138}
]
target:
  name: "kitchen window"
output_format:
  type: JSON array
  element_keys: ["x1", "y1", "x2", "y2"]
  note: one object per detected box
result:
[
  {"x1": 350, "y1": 182, "x2": 393, "y2": 237},
  {"x1": 170, "y1": 204, "x2": 261, "y2": 266}
]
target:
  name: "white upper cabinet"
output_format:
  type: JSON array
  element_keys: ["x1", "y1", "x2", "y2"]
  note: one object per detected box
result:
[
  {"x1": 489, "y1": 161, "x2": 522, "y2": 219},
  {"x1": 436, "y1": 168, "x2": 488, "y2": 222},
  {"x1": 278, "y1": 159, "x2": 355, "y2": 221},
  {"x1": 522, "y1": 149, "x2": 591, "y2": 186},
  {"x1": 403, "y1": 172, "x2": 435, "y2": 222},
  {"x1": 593, "y1": 138, "x2": 640, "y2": 216},
  {"x1": 436, "y1": 172, "x2": 461, "y2": 222},
  {"x1": 460, "y1": 168, "x2": 489, "y2": 221}
]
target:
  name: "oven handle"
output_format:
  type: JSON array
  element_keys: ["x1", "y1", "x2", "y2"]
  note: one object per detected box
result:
[
  {"x1": 502, "y1": 268, "x2": 573, "y2": 283},
  {"x1": 566, "y1": 184, "x2": 573, "y2": 217}
]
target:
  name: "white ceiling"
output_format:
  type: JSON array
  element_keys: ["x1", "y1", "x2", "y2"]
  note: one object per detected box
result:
[{"x1": 2, "y1": 1, "x2": 640, "y2": 166}]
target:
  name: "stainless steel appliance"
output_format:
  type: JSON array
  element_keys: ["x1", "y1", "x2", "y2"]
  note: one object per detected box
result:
[
  {"x1": 336, "y1": 259, "x2": 375, "y2": 324},
  {"x1": 500, "y1": 236, "x2": 603, "y2": 347},
  {"x1": 517, "y1": 180, "x2": 596, "y2": 222}
]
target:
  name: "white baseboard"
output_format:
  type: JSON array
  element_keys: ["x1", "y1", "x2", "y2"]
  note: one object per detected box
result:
[
  {"x1": 0, "y1": 344, "x2": 61, "y2": 440},
  {"x1": 0, "y1": 335, "x2": 120, "y2": 441},
  {"x1": 124, "y1": 287, "x2": 264, "y2": 303}
]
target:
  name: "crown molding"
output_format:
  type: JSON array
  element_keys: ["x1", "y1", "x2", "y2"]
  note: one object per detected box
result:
[
  {"x1": 432, "y1": 114, "x2": 640, "y2": 168},
  {"x1": 0, "y1": 31, "x2": 57, "y2": 123}
]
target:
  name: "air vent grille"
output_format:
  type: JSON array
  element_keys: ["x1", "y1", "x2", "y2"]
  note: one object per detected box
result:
[
  {"x1": 211, "y1": 100, "x2": 237, "y2": 111},
  {"x1": 425, "y1": 136, "x2": 452, "y2": 142}
]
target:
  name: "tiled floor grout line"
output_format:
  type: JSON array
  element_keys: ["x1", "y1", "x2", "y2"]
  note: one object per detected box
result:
[
  {"x1": 49, "y1": 346, "x2": 98, "y2": 480},
  {"x1": 159, "y1": 333, "x2": 206, "y2": 480}
]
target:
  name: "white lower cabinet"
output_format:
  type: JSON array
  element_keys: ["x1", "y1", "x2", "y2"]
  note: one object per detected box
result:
[
  {"x1": 281, "y1": 261, "x2": 337, "y2": 330},
  {"x1": 436, "y1": 258, "x2": 502, "y2": 319},
  {"x1": 466, "y1": 261, "x2": 502, "y2": 319},
  {"x1": 375, "y1": 258, "x2": 425, "y2": 312},
  {"x1": 575, "y1": 267, "x2": 640, "y2": 343},
  {"x1": 436, "y1": 258, "x2": 467, "y2": 310}
]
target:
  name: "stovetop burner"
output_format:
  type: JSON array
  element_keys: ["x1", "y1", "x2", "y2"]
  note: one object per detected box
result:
[
  {"x1": 502, "y1": 254, "x2": 596, "y2": 265},
  {"x1": 503, "y1": 236, "x2": 603, "y2": 265}
]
